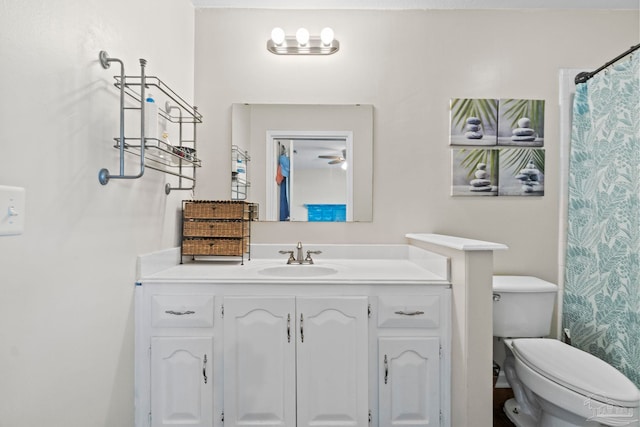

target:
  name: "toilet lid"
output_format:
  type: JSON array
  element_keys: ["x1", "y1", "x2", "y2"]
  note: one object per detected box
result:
[
  {"x1": 512, "y1": 338, "x2": 640, "y2": 407},
  {"x1": 493, "y1": 275, "x2": 558, "y2": 292}
]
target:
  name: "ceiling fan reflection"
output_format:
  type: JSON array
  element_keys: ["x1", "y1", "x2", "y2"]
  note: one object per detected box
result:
[{"x1": 318, "y1": 149, "x2": 346, "y2": 164}]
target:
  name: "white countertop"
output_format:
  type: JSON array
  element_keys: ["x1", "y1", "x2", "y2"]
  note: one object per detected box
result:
[
  {"x1": 141, "y1": 258, "x2": 448, "y2": 285},
  {"x1": 138, "y1": 236, "x2": 508, "y2": 285},
  {"x1": 138, "y1": 244, "x2": 451, "y2": 285}
]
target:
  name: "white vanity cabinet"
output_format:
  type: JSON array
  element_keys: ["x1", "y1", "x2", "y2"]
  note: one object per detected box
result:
[
  {"x1": 142, "y1": 293, "x2": 217, "y2": 427},
  {"x1": 223, "y1": 297, "x2": 295, "y2": 427},
  {"x1": 150, "y1": 336, "x2": 214, "y2": 427},
  {"x1": 223, "y1": 296, "x2": 369, "y2": 427},
  {"x1": 135, "y1": 282, "x2": 450, "y2": 427},
  {"x1": 378, "y1": 338, "x2": 441, "y2": 426},
  {"x1": 296, "y1": 297, "x2": 369, "y2": 427},
  {"x1": 375, "y1": 295, "x2": 447, "y2": 426}
]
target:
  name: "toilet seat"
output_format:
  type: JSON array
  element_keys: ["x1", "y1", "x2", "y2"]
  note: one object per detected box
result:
[{"x1": 512, "y1": 338, "x2": 640, "y2": 408}]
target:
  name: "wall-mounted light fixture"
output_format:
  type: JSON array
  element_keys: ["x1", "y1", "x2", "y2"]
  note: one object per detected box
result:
[{"x1": 267, "y1": 27, "x2": 339, "y2": 55}]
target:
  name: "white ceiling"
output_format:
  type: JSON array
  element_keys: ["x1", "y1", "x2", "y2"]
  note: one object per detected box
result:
[
  {"x1": 191, "y1": 0, "x2": 639, "y2": 9},
  {"x1": 280, "y1": 138, "x2": 347, "y2": 170}
]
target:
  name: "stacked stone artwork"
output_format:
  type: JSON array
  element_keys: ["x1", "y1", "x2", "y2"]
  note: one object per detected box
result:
[
  {"x1": 515, "y1": 160, "x2": 540, "y2": 193},
  {"x1": 469, "y1": 163, "x2": 492, "y2": 192},
  {"x1": 511, "y1": 117, "x2": 536, "y2": 142},
  {"x1": 450, "y1": 98, "x2": 545, "y2": 197},
  {"x1": 464, "y1": 117, "x2": 483, "y2": 139}
]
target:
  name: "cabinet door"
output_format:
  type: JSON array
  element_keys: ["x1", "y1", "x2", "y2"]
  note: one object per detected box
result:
[
  {"x1": 223, "y1": 297, "x2": 296, "y2": 427},
  {"x1": 150, "y1": 337, "x2": 213, "y2": 427},
  {"x1": 379, "y1": 337, "x2": 441, "y2": 427},
  {"x1": 297, "y1": 297, "x2": 369, "y2": 427}
]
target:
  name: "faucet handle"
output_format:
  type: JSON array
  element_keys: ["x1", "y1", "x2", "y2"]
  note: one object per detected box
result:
[
  {"x1": 305, "y1": 250, "x2": 322, "y2": 264},
  {"x1": 279, "y1": 250, "x2": 296, "y2": 264}
]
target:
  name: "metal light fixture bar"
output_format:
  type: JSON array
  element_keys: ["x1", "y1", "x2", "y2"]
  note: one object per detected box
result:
[
  {"x1": 267, "y1": 37, "x2": 340, "y2": 55},
  {"x1": 267, "y1": 27, "x2": 339, "y2": 55}
]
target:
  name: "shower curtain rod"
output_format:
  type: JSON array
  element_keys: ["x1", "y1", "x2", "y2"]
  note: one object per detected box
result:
[{"x1": 575, "y1": 43, "x2": 640, "y2": 84}]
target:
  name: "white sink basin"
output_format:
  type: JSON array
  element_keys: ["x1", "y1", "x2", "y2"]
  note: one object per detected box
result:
[{"x1": 258, "y1": 265, "x2": 338, "y2": 277}]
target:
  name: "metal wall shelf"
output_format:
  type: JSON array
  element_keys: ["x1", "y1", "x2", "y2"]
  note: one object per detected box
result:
[
  {"x1": 98, "y1": 51, "x2": 202, "y2": 194},
  {"x1": 231, "y1": 145, "x2": 250, "y2": 200}
]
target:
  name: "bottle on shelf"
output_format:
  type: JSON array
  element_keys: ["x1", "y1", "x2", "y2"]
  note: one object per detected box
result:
[
  {"x1": 144, "y1": 93, "x2": 158, "y2": 142},
  {"x1": 236, "y1": 158, "x2": 245, "y2": 174}
]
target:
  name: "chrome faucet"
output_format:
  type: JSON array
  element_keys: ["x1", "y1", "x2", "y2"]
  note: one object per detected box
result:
[
  {"x1": 279, "y1": 242, "x2": 322, "y2": 264},
  {"x1": 296, "y1": 241, "x2": 304, "y2": 264}
]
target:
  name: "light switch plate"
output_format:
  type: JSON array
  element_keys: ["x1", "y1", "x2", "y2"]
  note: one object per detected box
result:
[{"x1": 0, "y1": 185, "x2": 25, "y2": 236}]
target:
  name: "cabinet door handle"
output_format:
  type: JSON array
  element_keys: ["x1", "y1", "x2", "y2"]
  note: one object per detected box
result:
[
  {"x1": 384, "y1": 354, "x2": 389, "y2": 384},
  {"x1": 394, "y1": 310, "x2": 424, "y2": 316},
  {"x1": 165, "y1": 310, "x2": 196, "y2": 316},
  {"x1": 203, "y1": 354, "x2": 208, "y2": 384},
  {"x1": 300, "y1": 313, "x2": 304, "y2": 343},
  {"x1": 287, "y1": 313, "x2": 291, "y2": 343}
]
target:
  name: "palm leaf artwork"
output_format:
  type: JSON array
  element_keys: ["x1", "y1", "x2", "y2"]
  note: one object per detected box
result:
[
  {"x1": 500, "y1": 148, "x2": 545, "y2": 175},
  {"x1": 498, "y1": 148, "x2": 545, "y2": 195},
  {"x1": 500, "y1": 99, "x2": 545, "y2": 137},
  {"x1": 450, "y1": 98, "x2": 499, "y2": 134},
  {"x1": 458, "y1": 148, "x2": 499, "y2": 184}
]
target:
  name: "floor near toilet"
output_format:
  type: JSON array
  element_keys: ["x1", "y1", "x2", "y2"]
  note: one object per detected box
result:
[{"x1": 494, "y1": 387, "x2": 515, "y2": 427}]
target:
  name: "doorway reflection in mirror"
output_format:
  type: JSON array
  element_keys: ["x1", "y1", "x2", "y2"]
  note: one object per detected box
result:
[{"x1": 272, "y1": 137, "x2": 349, "y2": 222}]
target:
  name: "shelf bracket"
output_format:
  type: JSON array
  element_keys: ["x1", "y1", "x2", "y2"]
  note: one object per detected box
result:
[{"x1": 98, "y1": 51, "x2": 146, "y2": 185}]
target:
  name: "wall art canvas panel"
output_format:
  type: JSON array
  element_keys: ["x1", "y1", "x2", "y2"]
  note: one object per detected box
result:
[
  {"x1": 451, "y1": 148, "x2": 499, "y2": 196},
  {"x1": 497, "y1": 98, "x2": 545, "y2": 147},
  {"x1": 498, "y1": 148, "x2": 545, "y2": 196},
  {"x1": 449, "y1": 98, "x2": 498, "y2": 146}
]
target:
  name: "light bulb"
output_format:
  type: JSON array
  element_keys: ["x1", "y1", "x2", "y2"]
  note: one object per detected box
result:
[
  {"x1": 320, "y1": 27, "x2": 334, "y2": 46},
  {"x1": 271, "y1": 27, "x2": 285, "y2": 45},
  {"x1": 296, "y1": 27, "x2": 310, "y2": 46}
]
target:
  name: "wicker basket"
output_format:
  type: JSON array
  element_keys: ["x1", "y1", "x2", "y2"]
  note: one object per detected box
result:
[
  {"x1": 183, "y1": 200, "x2": 249, "y2": 220},
  {"x1": 182, "y1": 238, "x2": 246, "y2": 256},
  {"x1": 181, "y1": 200, "x2": 253, "y2": 259},
  {"x1": 183, "y1": 220, "x2": 245, "y2": 238}
]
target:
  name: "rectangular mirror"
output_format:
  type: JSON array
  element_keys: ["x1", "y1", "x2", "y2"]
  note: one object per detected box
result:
[{"x1": 232, "y1": 104, "x2": 373, "y2": 222}]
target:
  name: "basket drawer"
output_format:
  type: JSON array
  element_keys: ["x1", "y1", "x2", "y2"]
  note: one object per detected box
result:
[
  {"x1": 151, "y1": 295, "x2": 215, "y2": 328},
  {"x1": 377, "y1": 296, "x2": 441, "y2": 328},
  {"x1": 184, "y1": 201, "x2": 249, "y2": 219},
  {"x1": 182, "y1": 238, "x2": 247, "y2": 256},
  {"x1": 183, "y1": 221, "x2": 245, "y2": 238}
]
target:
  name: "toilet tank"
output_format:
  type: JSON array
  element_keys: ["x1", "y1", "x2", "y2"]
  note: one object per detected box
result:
[{"x1": 493, "y1": 276, "x2": 558, "y2": 338}]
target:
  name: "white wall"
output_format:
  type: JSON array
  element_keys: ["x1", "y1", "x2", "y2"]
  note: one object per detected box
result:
[
  {"x1": 0, "y1": 1, "x2": 194, "y2": 426},
  {"x1": 195, "y1": 9, "x2": 638, "y2": 285},
  {"x1": 0, "y1": 4, "x2": 638, "y2": 427}
]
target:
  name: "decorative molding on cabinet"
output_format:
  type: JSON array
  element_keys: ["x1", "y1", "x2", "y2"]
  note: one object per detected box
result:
[{"x1": 134, "y1": 283, "x2": 452, "y2": 427}]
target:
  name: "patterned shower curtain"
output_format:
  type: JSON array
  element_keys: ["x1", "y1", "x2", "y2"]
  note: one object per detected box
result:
[{"x1": 563, "y1": 52, "x2": 639, "y2": 387}]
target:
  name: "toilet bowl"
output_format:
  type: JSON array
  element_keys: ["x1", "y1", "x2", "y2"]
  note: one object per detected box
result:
[
  {"x1": 510, "y1": 338, "x2": 640, "y2": 427},
  {"x1": 493, "y1": 276, "x2": 640, "y2": 427}
]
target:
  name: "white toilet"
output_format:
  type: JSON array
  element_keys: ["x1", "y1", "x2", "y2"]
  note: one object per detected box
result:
[{"x1": 493, "y1": 275, "x2": 640, "y2": 427}]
